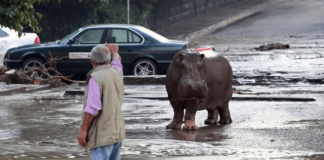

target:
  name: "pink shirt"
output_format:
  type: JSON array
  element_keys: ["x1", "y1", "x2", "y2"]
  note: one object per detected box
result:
[{"x1": 84, "y1": 59, "x2": 123, "y2": 116}]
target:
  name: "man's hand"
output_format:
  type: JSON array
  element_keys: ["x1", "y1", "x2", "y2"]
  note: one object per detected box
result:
[
  {"x1": 105, "y1": 43, "x2": 121, "y2": 61},
  {"x1": 78, "y1": 113, "x2": 94, "y2": 147},
  {"x1": 78, "y1": 130, "x2": 88, "y2": 147}
]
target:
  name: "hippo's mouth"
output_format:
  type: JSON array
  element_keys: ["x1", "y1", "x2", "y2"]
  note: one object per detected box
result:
[
  {"x1": 177, "y1": 88, "x2": 208, "y2": 101},
  {"x1": 178, "y1": 97, "x2": 205, "y2": 101}
]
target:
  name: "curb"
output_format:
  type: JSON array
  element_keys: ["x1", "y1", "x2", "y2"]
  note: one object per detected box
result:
[
  {"x1": 1, "y1": 74, "x2": 241, "y2": 85},
  {"x1": 184, "y1": 0, "x2": 277, "y2": 41},
  {"x1": 123, "y1": 75, "x2": 240, "y2": 85},
  {"x1": 123, "y1": 75, "x2": 166, "y2": 85}
]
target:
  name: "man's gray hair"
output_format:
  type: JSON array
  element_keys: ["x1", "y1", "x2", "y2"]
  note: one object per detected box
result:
[{"x1": 90, "y1": 44, "x2": 111, "y2": 64}]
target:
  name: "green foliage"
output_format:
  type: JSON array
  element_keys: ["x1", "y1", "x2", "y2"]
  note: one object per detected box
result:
[
  {"x1": 0, "y1": 0, "x2": 49, "y2": 37},
  {"x1": 34, "y1": 0, "x2": 103, "y2": 41},
  {"x1": 35, "y1": 0, "x2": 158, "y2": 42}
]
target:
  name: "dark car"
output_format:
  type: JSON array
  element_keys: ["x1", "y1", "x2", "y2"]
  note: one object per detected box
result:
[{"x1": 4, "y1": 24, "x2": 187, "y2": 79}]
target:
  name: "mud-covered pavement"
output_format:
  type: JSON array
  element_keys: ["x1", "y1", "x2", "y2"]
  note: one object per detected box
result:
[
  {"x1": 0, "y1": 50, "x2": 324, "y2": 160},
  {"x1": 0, "y1": 82, "x2": 324, "y2": 159},
  {"x1": 1, "y1": 0, "x2": 324, "y2": 159},
  {"x1": 0, "y1": 42, "x2": 323, "y2": 159}
]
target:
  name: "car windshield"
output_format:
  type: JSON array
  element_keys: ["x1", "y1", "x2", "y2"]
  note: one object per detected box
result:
[
  {"x1": 57, "y1": 28, "x2": 82, "y2": 44},
  {"x1": 136, "y1": 26, "x2": 169, "y2": 42}
]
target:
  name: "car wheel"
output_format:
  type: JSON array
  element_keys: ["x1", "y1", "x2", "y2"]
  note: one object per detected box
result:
[
  {"x1": 132, "y1": 59, "x2": 157, "y2": 76},
  {"x1": 23, "y1": 58, "x2": 44, "y2": 77}
]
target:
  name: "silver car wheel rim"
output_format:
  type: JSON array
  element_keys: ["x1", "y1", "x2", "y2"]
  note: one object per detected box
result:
[
  {"x1": 24, "y1": 61, "x2": 43, "y2": 77},
  {"x1": 134, "y1": 61, "x2": 156, "y2": 76}
]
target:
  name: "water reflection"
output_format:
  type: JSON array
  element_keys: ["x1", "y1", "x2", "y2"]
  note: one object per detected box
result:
[{"x1": 168, "y1": 125, "x2": 229, "y2": 142}]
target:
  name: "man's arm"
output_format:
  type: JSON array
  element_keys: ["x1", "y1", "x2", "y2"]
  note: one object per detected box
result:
[
  {"x1": 106, "y1": 43, "x2": 123, "y2": 75},
  {"x1": 78, "y1": 113, "x2": 94, "y2": 147},
  {"x1": 78, "y1": 77, "x2": 102, "y2": 147},
  {"x1": 111, "y1": 59, "x2": 123, "y2": 75}
]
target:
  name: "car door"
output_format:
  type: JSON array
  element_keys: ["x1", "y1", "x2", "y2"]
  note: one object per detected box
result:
[
  {"x1": 58, "y1": 28, "x2": 106, "y2": 77},
  {"x1": 105, "y1": 28, "x2": 143, "y2": 74}
]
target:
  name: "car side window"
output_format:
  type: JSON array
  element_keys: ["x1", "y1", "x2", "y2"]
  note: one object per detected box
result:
[
  {"x1": 0, "y1": 29, "x2": 9, "y2": 38},
  {"x1": 112, "y1": 29, "x2": 128, "y2": 43},
  {"x1": 108, "y1": 29, "x2": 142, "y2": 44},
  {"x1": 74, "y1": 29, "x2": 105, "y2": 44},
  {"x1": 128, "y1": 30, "x2": 141, "y2": 43}
]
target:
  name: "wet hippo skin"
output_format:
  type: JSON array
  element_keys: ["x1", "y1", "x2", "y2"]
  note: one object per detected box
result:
[{"x1": 166, "y1": 49, "x2": 233, "y2": 130}]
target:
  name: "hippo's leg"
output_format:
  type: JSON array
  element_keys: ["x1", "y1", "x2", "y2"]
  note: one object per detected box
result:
[
  {"x1": 183, "y1": 100, "x2": 199, "y2": 130},
  {"x1": 166, "y1": 98, "x2": 184, "y2": 129},
  {"x1": 204, "y1": 109, "x2": 219, "y2": 125},
  {"x1": 218, "y1": 102, "x2": 232, "y2": 124}
]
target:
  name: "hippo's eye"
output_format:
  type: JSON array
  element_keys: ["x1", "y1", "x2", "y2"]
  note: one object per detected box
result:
[
  {"x1": 178, "y1": 62, "x2": 189, "y2": 71},
  {"x1": 179, "y1": 63, "x2": 186, "y2": 69},
  {"x1": 196, "y1": 62, "x2": 204, "y2": 70}
]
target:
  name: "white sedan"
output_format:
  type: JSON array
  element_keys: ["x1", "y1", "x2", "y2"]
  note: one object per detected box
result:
[{"x1": 0, "y1": 27, "x2": 40, "y2": 64}]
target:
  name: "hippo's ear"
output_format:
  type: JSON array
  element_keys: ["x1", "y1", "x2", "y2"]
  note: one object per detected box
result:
[
  {"x1": 177, "y1": 52, "x2": 185, "y2": 59},
  {"x1": 200, "y1": 54, "x2": 205, "y2": 58}
]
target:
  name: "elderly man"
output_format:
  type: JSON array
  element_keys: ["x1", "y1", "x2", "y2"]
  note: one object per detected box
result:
[{"x1": 78, "y1": 44, "x2": 125, "y2": 160}]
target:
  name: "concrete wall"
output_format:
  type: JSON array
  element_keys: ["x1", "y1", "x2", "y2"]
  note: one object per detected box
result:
[{"x1": 146, "y1": 0, "x2": 246, "y2": 31}]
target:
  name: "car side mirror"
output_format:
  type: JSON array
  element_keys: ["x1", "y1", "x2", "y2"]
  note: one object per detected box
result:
[{"x1": 68, "y1": 39, "x2": 74, "y2": 45}]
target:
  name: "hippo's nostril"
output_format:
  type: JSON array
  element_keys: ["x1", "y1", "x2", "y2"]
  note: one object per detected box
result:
[{"x1": 188, "y1": 85, "x2": 192, "y2": 89}]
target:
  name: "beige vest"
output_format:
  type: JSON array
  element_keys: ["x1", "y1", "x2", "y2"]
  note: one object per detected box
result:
[{"x1": 81, "y1": 64, "x2": 125, "y2": 149}]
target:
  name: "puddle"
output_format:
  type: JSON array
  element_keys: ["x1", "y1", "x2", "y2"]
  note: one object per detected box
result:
[{"x1": 121, "y1": 139, "x2": 324, "y2": 159}]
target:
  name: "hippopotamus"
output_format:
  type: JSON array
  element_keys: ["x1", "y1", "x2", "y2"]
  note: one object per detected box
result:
[{"x1": 166, "y1": 49, "x2": 233, "y2": 130}]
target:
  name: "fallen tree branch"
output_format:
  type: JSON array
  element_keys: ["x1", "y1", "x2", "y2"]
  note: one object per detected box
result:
[{"x1": 12, "y1": 51, "x2": 85, "y2": 86}]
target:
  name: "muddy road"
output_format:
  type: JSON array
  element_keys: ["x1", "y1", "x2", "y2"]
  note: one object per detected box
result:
[
  {"x1": 0, "y1": 83, "x2": 323, "y2": 159},
  {"x1": 0, "y1": 58, "x2": 323, "y2": 160},
  {"x1": 0, "y1": 0, "x2": 324, "y2": 159},
  {"x1": 0, "y1": 45, "x2": 324, "y2": 159}
]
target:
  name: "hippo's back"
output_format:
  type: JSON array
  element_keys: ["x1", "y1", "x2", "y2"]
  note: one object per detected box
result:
[{"x1": 200, "y1": 51, "x2": 233, "y2": 110}]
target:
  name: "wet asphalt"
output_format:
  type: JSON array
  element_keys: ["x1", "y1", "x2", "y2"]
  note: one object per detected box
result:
[
  {"x1": 211, "y1": 0, "x2": 324, "y2": 38},
  {"x1": 0, "y1": 84, "x2": 323, "y2": 159},
  {"x1": 1, "y1": 0, "x2": 324, "y2": 159}
]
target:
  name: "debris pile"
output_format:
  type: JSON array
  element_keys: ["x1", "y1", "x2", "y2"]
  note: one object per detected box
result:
[
  {"x1": 10, "y1": 53, "x2": 83, "y2": 87},
  {"x1": 0, "y1": 66, "x2": 7, "y2": 75},
  {"x1": 254, "y1": 43, "x2": 290, "y2": 51},
  {"x1": 0, "y1": 66, "x2": 8, "y2": 82}
]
